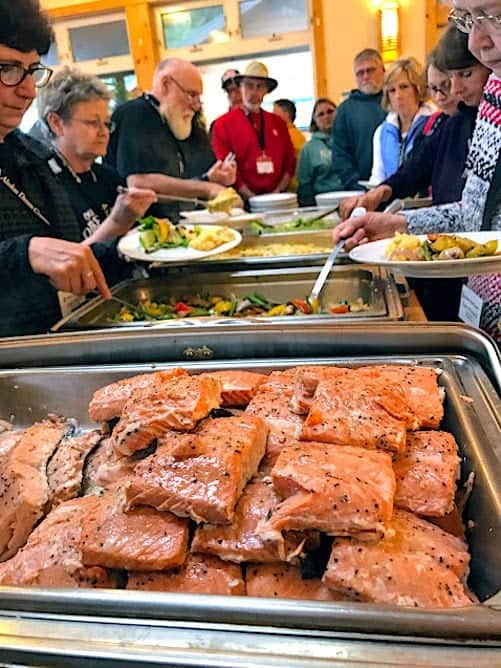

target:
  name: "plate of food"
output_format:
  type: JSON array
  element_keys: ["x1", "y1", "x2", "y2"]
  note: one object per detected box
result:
[
  {"x1": 118, "y1": 217, "x2": 241, "y2": 263},
  {"x1": 348, "y1": 231, "x2": 501, "y2": 277}
]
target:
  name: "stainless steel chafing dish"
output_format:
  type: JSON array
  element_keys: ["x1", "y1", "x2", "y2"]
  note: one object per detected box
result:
[
  {"x1": 0, "y1": 324, "x2": 499, "y2": 667},
  {"x1": 50, "y1": 265, "x2": 404, "y2": 332}
]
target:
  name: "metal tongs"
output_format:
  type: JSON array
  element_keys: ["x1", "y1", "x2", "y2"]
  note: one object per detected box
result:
[
  {"x1": 307, "y1": 206, "x2": 368, "y2": 312},
  {"x1": 117, "y1": 185, "x2": 207, "y2": 208}
]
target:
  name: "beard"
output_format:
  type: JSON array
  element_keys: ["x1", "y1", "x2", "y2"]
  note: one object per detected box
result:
[
  {"x1": 359, "y1": 81, "x2": 382, "y2": 96},
  {"x1": 161, "y1": 102, "x2": 194, "y2": 140}
]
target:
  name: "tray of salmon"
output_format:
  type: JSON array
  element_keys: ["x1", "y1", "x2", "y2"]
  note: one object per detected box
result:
[
  {"x1": 50, "y1": 266, "x2": 404, "y2": 332},
  {"x1": 0, "y1": 352, "x2": 499, "y2": 647}
]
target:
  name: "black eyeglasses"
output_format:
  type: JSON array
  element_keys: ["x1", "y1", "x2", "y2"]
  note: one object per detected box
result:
[
  {"x1": 427, "y1": 82, "x2": 451, "y2": 97},
  {"x1": 0, "y1": 63, "x2": 53, "y2": 88},
  {"x1": 169, "y1": 76, "x2": 201, "y2": 104}
]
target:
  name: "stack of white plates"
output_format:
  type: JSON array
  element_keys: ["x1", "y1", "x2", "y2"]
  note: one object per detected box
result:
[
  {"x1": 249, "y1": 193, "x2": 298, "y2": 212},
  {"x1": 315, "y1": 191, "x2": 364, "y2": 208}
]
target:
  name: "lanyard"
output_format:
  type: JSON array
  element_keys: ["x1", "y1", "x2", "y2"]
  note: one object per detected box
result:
[
  {"x1": 0, "y1": 170, "x2": 50, "y2": 226},
  {"x1": 51, "y1": 148, "x2": 96, "y2": 186},
  {"x1": 246, "y1": 109, "x2": 266, "y2": 151}
]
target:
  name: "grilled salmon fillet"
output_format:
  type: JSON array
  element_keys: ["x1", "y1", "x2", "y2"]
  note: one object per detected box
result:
[
  {"x1": 192, "y1": 476, "x2": 318, "y2": 563},
  {"x1": 125, "y1": 416, "x2": 267, "y2": 524},
  {"x1": 47, "y1": 429, "x2": 104, "y2": 508},
  {"x1": 0, "y1": 416, "x2": 71, "y2": 562},
  {"x1": 246, "y1": 563, "x2": 349, "y2": 601},
  {"x1": 80, "y1": 490, "x2": 188, "y2": 571},
  {"x1": 290, "y1": 365, "x2": 350, "y2": 415},
  {"x1": 202, "y1": 370, "x2": 268, "y2": 407},
  {"x1": 245, "y1": 373, "x2": 305, "y2": 467},
  {"x1": 258, "y1": 440, "x2": 395, "y2": 540},
  {"x1": 112, "y1": 374, "x2": 222, "y2": 456},
  {"x1": 88, "y1": 368, "x2": 187, "y2": 422},
  {"x1": 358, "y1": 365, "x2": 444, "y2": 429},
  {"x1": 394, "y1": 431, "x2": 460, "y2": 517},
  {"x1": 0, "y1": 496, "x2": 113, "y2": 588},
  {"x1": 127, "y1": 554, "x2": 245, "y2": 595},
  {"x1": 301, "y1": 373, "x2": 408, "y2": 454},
  {"x1": 323, "y1": 509, "x2": 473, "y2": 608},
  {"x1": 82, "y1": 437, "x2": 137, "y2": 495}
]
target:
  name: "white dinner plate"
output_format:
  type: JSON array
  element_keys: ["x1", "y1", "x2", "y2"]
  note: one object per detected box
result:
[
  {"x1": 118, "y1": 225, "x2": 242, "y2": 263},
  {"x1": 349, "y1": 232, "x2": 501, "y2": 278},
  {"x1": 180, "y1": 208, "x2": 264, "y2": 228}
]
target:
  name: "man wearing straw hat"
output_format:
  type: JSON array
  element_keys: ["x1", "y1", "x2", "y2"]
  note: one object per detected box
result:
[{"x1": 212, "y1": 61, "x2": 296, "y2": 200}]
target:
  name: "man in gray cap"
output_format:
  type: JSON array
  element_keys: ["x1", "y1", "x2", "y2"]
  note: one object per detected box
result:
[{"x1": 221, "y1": 68, "x2": 242, "y2": 111}]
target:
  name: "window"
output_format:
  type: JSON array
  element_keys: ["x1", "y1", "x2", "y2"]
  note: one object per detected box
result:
[
  {"x1": 42, "y1": 41, "x2": 59, "y2": 67},
  {"x1": 160, "y1": 5, "x2": 228, "y2": 49},
  {"x1": 69, "y1": 19, "x2": 131, "y2": 62},
  {"x1": 239, "y1": 0, "x2": 309, "y2": 38},
  {"x1": 100, "y1": 72, "x2": 139, "y2": 110}
]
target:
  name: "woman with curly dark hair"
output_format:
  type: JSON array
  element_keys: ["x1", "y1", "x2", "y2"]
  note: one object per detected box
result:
[{"x1": 0, "y1": 1, "x2": 153, "y2": 336}]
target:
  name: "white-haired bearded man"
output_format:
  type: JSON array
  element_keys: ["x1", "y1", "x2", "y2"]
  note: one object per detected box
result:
[{"x1": 106, "y1": 58, "x2": 238, "y2": 220}]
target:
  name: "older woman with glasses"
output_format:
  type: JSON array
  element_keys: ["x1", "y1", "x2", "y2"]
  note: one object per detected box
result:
[
  {"x1": 296, "y1": 98, "x2": 343, "y2": 206},
  {"x1": 369, "y1": 57, "x2": 434, "y2": 186},
  {"x1": 37, "y1": 67, "x2": 155, "y2": 243}
]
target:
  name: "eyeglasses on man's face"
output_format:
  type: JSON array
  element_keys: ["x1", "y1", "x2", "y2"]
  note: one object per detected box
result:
[
  {"x1": 169, "y1": 76, "x2": 202, "y2": 104},
  {"x1": 0, "y1": 63, "x2": 53, "y2": 88},
  {"x1": 449, "y1": 7, "x2": 501, "y2": 33},
  {"x1": 71, "y1": 117, "x2": 115, "y2": 132}
]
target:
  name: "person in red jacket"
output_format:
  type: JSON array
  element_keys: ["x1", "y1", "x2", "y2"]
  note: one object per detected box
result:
[{"x1": 211, "y1": 61, "x2": 296, "y2": 201}]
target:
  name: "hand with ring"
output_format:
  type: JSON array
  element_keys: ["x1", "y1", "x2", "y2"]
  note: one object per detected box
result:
[{"x1": 28, "y1": 237, "x2": 112, "y2": 299}]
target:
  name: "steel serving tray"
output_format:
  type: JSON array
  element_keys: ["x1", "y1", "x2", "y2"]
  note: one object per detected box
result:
[
  {"x1": 50, "y1": 266, "x2": 403, "y2": 332},
  {"x1": 0, "y1": 326, "x2": 499, "y2": 665},
  {"x1": 0, "y1": 352, "x2": 498, "y2": 623}
]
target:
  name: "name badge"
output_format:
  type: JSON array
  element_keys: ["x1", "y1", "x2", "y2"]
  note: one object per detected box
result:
[
  {"x1": 458, "y1": 284, "x2": 484, "y2": 328},
  {"x1": 57, "y1": 291, "x2": 86, "y2": 319},
  {"x1": 256, "y1": 154, "x2": 274, "y2": 175}
]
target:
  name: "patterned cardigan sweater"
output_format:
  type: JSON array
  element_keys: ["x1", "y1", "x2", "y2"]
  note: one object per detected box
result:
[{"x1": 403, "y1": 74, "x2": 501, "y2": 342}]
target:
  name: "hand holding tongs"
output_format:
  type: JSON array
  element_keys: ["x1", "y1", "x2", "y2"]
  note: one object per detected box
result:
[{"x1": 308, "y1": 207, "x2": 367, "y2": 312}]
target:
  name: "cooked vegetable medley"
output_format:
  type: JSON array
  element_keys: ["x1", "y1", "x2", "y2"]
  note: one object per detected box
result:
[
  {"x1": 386, "y1": 233, "x2": 499, "y2": 261},
  {"x1": 138, "y1": 217, "x2": 234, "y2": 253},
  {"x1": 112, "y1": 293, "x2": 368, "y2": 322}
]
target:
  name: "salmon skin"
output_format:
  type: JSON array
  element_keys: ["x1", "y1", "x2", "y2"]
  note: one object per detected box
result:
[
  {"x1": 0, "y1": 416, "x2": 71, "y2": 562},
  {"x1": 111, "y1": 373, "x2": 222, "y2": 456},
  {"x1": 245, "y1": 372, "x2": 305, "y2": 467},
  {"x1": 127, "y1": 554, "x2": 245, "y2": 595},
  {"x1": 394, "y1": 431, "x2": 460, "y2": 517},
  {"x1": 192, "y1": 475, "x2": 318, "y2": 563},
  {"x1": 246, "y1": 562, "x2": 349, "y2": 601},
  {"x1": 258, "y1": 440, "x2": 395, "y2": 541},
  {"x1": 80, "y1": 489, "x2": 188, "y2": 571},
  {"x1": 125, "y1": 416, "x2": 267, "y2": 524},
  {"x1": 301, "y1": 372, "x2": 408, "y2": 454},
  {"x1": 82, "y1": 437, "x2": 137, "y2": 495},
  {"x1": 323, "y1": 509, "x2": 473, "y2": 608},
  {"x1": 89, "y1": 368, "x2": 187, "y2": 422},
  {"x1": 202, "y1": 370, "x2": 268, "y2": 407},
  {"x1": 47, "y1": 429, "x2": 104, "y2": 508},
  {"x1": 0, "y1": 496, "x2": 113, "y2": 588}
]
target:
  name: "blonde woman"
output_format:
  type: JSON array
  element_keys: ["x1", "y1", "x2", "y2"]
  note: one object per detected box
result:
[{"x1": 369, "y1": 57, "x2": 434, "y2": 185}]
